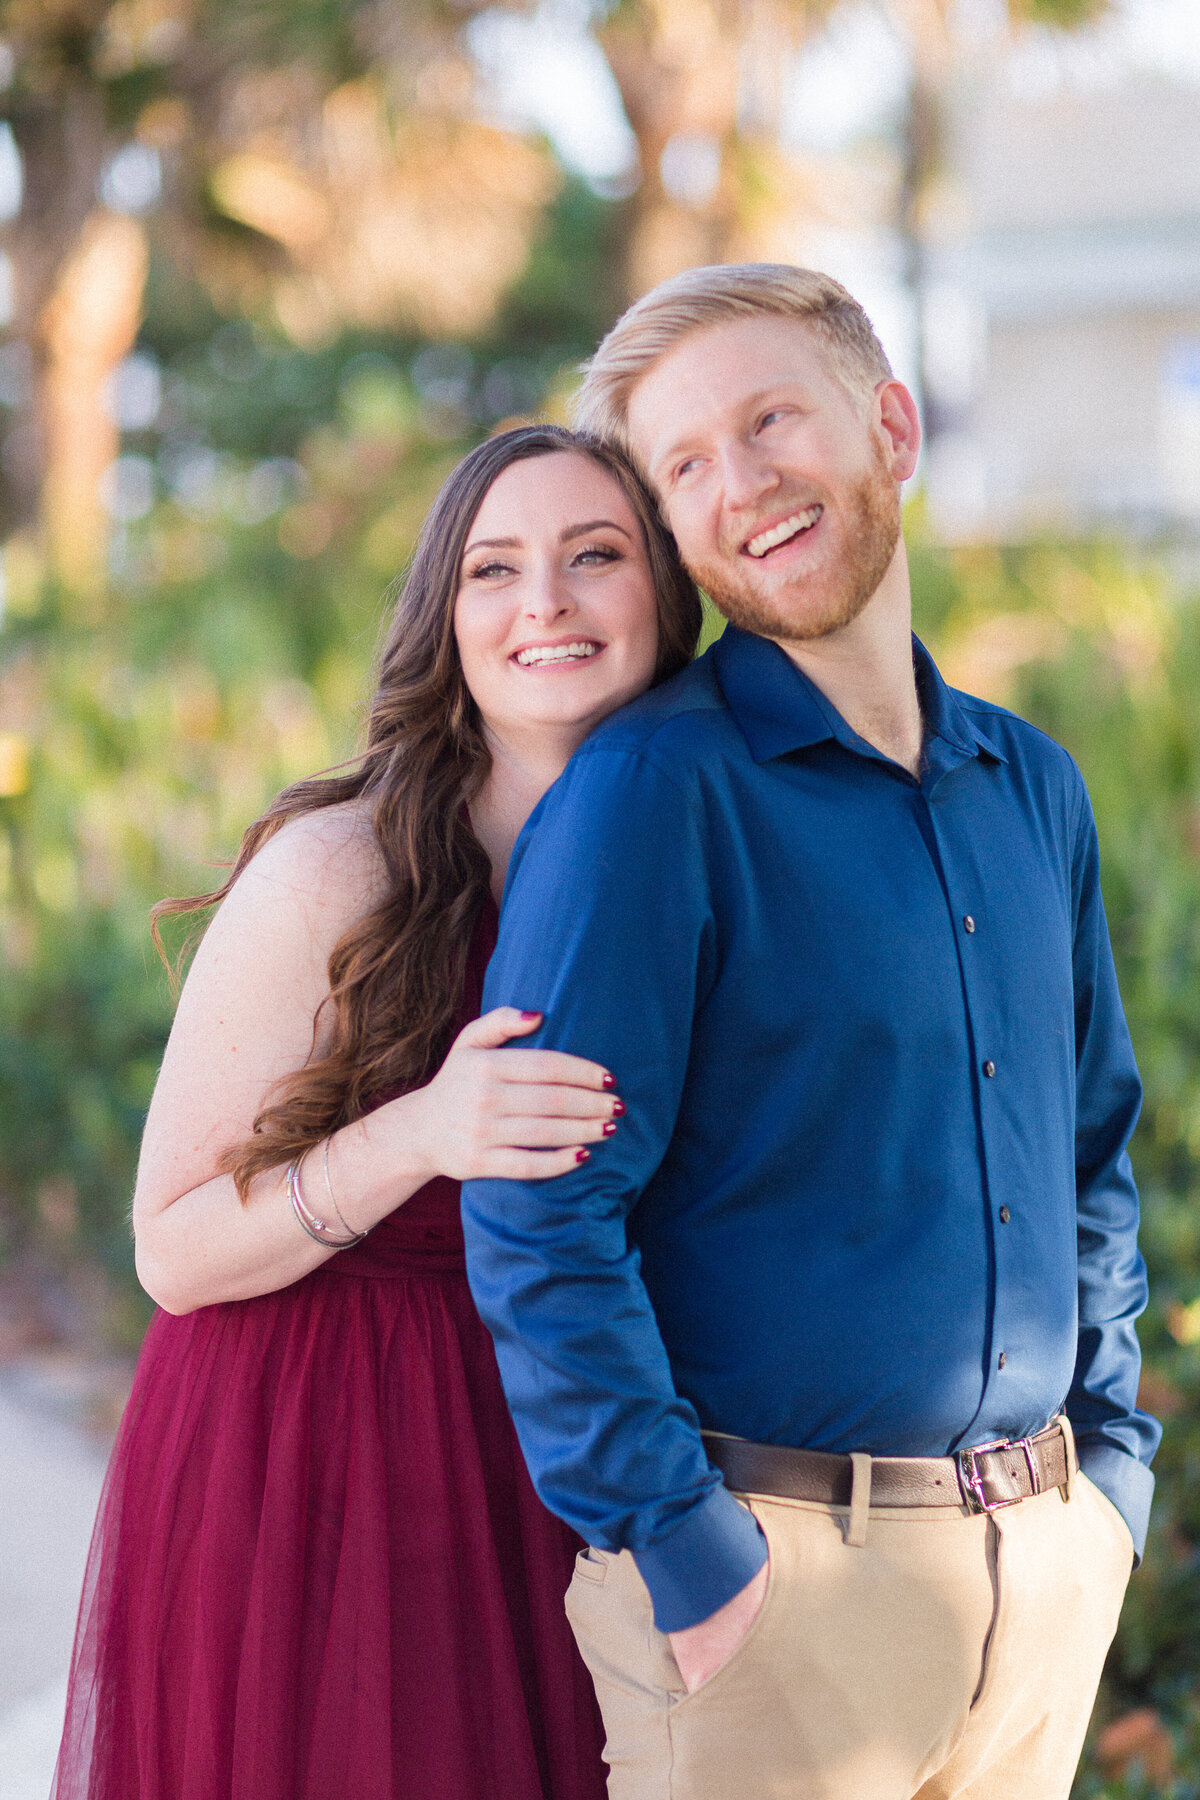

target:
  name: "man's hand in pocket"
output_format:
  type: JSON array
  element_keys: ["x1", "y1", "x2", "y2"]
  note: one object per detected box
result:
[{"x1": 667, "y1": 1559, "x2": 769, "y2": 1695}]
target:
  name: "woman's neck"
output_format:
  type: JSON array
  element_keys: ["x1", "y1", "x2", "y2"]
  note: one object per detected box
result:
[{"x1": 469, "y1": 731, "x2": 578, "y2": 904}]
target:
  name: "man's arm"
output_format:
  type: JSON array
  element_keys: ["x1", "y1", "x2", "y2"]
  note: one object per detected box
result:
[
  {"x1": 461, "y1": 740, "x2": 766, "y2": 1633},
  {"x1": 1067, "y1": 780, "x2": 1161, "y2": 1558}
]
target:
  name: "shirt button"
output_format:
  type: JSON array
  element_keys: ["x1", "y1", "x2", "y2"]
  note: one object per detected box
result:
[
  {"x1": 982, "y1": 1059, "x2": 996, "y2": 1078},
  {"x1": 963, "y1": 915, "x2": 976, "y2": 933},
  {"x1": 998, "y1": 1351, "x2": 1007, "y2": 1369},
  {"x1": 999, "y1": 1206, "x2": 1011, "y2": 1224}
]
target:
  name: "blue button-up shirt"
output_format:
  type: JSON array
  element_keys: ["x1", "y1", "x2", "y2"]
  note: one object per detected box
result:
[{"x1": 463, "y1": 625, "x2": 1159, "y2": 1632}]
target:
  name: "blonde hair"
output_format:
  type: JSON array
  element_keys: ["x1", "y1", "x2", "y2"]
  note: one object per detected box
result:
[{"x1": 573, "y1": 264, "x2": 893, "y2": 452}]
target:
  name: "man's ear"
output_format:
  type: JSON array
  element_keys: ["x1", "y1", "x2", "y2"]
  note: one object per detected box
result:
[{"x1": 874, "y1": 380, "x2": 922, "y2": 482}]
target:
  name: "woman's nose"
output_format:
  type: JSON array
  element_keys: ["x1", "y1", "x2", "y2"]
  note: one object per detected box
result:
[{"x1": 522, "y1": 569, "x2": 574, "y2": 622}]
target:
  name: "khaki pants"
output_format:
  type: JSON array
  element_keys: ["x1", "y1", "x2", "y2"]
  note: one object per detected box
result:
[{"x1": 565, "y1": 1470, "x2": 1133, "y2": 1800}]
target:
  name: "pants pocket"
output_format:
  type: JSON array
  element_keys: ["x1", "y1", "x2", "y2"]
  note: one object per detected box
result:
[
  {"x1": 565, "y1": 1549, "x2": 679, "y2": 1796},
  {"x1": 571, "y1": 1545, "x2": 609, "y2": 1586},
  {"x1": 1078, "y1": 1472, "x2": 1135, "y2": 1573},
  {"x1": 667, "y1": 1498, "x2": 777, "y2": 1715}
]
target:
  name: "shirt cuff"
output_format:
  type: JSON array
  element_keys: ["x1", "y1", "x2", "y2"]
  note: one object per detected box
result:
[
  {"x1": 632, "y1": 1483, "x2": 768, "y2": 1632},
  {"x1": 1077, "y1": 1441, "x2": 1155, "y2": 1566}
]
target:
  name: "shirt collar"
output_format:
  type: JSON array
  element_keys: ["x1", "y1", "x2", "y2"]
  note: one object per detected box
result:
[
  {"x1": 914, "y1": 641, "x2": 1008, "y2": 768},
  {"x1": 711, "y1": 623, "x2": 1008, "y2": 772}
]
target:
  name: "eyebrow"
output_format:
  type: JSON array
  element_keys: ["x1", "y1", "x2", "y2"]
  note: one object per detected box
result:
[
  {"x1": 564, "y1": 518, "x2": 633, "y2": 541},
  {"x1": 462, "y1": 518, "x2": 634, "y2": 558},
  {"x1": 654, "y1": 381, "x2": 810, "y2": 472}
]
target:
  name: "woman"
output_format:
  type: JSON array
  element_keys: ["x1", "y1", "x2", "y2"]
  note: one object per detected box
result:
[{"x1": 53, "y1": 424, "x2": 702, "y2": 1800}]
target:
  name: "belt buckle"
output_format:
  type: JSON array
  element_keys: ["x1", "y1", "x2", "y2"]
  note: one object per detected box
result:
[{"x1": 958, "y1": 1436, "x2": 1036, "y2": 1514}]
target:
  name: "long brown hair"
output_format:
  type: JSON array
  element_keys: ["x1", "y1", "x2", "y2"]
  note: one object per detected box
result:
[{"x1": 154, "y1": 425, "x2": 703, "y2": 1198}]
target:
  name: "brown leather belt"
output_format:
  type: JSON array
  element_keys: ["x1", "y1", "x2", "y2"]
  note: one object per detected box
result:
[{"x1": 702, "y1": 1421, "x2": 1072, "y2": 1515}]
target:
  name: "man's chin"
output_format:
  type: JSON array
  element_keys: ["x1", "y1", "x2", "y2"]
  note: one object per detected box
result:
[
  {"x1": 696, "y1": 479, "x2": 900, "y2": 646},
  {"x1": 698, "y1": 574, "x2": 865, "y2": 645}
]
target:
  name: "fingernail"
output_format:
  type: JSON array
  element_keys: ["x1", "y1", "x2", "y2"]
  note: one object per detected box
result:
[
  {"x1": 576, "y1": 1148, "x2": 591, "y2": 1164},
  {"x1": 601, "y1": 1072, "x2": 616, "y2": 1089},
  {"x1": 520, "y1": 1010, "x2": 542, "y2": 1021},
  {"x1": 602, "y1": 1121, "x2": 618, "y2": 1137},
  {"x1": 610, "y1": 1098, "x2": 626, "y2": 1118}
]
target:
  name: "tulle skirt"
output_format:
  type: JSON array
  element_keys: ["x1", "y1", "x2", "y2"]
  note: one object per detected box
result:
[{"x1": 51, "y1": 1256, "x2": 607, "y2": 1800}]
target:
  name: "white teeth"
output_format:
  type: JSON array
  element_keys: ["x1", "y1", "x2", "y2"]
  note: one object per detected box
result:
[
  {"x1": 514, "y1": 641, "x2": 600, "y2": 667},
  {"x1": 746, "y1": 505, "x2": 823, "y2": 558}
]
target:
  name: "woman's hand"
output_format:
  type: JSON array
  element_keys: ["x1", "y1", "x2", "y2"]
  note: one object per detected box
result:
[{"x1": 394, "y1": 1008, "x2": 623, "y2": 1182}]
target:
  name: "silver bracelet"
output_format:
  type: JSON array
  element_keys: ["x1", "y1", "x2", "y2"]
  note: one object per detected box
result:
[
  {"x1": 322, "y1": 1136, "x2": 366, "y2": 1242},
  {"x1": 287, "y1": 1154, "x2": 366, "y2": 1249}
]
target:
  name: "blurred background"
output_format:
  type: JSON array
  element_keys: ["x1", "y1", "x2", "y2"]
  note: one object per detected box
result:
[{"x1": 0, "y1": 0, "x2": 1199, "y2": 1792}]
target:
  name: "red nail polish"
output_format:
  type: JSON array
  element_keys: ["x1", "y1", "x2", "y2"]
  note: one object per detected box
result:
[
  {"x1": 520, "y1": 1010, "x2": 541, "y2": 1021},
  {"x1": 610, "y1": 1098, "x2": 626, "y2": 1118},
  {"x1": 601, "y1": 1072, "x2": 616, "y2": 1090},
  {"x1": 575, "y1": 1148, "x2": 591, "y2": 1164},
  {"x1": 602, "y1": 1121, "x2": 618, "y2": 1136}
]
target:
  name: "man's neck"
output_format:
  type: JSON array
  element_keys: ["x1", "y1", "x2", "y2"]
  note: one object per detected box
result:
[{"x1": 770, "y1": 542, "x2": 923, "y2": 778}]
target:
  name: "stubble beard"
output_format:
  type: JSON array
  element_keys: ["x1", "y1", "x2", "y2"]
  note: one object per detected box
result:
[{"x1": 688, "y1": 453, "x2": 902, "y2": 646}]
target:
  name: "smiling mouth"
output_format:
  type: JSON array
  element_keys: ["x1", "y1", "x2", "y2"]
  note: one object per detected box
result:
[
  {"x1": 512, "y1": 640, "x2": 603, "y2": 668},
  {"x1": 744, "y1": 505, "x2": 824, "y2": 559}
]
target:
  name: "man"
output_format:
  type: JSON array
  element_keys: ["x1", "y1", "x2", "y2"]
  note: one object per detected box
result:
[{"x1": 461, "y1": 265, "x2": 1159, "y2": 1800}]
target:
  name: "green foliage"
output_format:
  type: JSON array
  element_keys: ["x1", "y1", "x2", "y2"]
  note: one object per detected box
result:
[{"x1": 1020, "y1": 0, "x2": 1111, "y2": 27}]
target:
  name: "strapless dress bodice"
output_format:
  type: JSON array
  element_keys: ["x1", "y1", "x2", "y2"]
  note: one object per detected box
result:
[{"x1": 314, "y1": 1175, "x2": 467, "y2": 1278}]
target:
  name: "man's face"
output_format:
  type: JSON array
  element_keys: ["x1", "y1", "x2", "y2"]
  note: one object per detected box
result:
[{"x1": 625, "y1": 315, "x2": 913, "y2": 645}]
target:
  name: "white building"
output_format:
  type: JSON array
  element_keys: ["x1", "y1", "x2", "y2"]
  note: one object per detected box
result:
[{"x1": 925, "y1": 67, "x2": 1200, "y2": 539}]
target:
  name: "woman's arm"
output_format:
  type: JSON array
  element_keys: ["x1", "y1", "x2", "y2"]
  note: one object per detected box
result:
[{"x1": 133, "y1": 806, "x2": 619, "y2": 1316}]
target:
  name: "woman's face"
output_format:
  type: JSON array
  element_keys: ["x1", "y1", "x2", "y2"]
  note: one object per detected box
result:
[{"x1": 454, "y1": 451, "x2": 661, "y2": 756}]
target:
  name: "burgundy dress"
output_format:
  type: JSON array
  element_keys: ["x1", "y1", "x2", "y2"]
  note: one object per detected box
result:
[{"x1": 52, "y1": 908, "x2": 607, "y2": 1800}]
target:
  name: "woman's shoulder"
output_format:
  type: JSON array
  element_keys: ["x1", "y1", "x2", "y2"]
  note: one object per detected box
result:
[
  {"x1": 204, "y1": 800, "x2": 388, "y2": 968},
  {"x1": 241, "y1": 800, "x2": 385, "y2": 904}
]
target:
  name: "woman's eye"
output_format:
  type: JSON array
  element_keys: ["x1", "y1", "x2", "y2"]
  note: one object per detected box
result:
[
  {"x1": 467, "y1": 559, "x2": 514, "y2": 580},
  {"x1": 758, "y1": 409, "x2": 785, "y2": 431},
  {"x1": 573, "y1": 544, "x2": 620, "y2": 567}
]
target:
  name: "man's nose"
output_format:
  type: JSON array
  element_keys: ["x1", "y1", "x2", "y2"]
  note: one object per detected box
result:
[{"x1": 720, "y1": 441, "x2": 780, "y2": 512}]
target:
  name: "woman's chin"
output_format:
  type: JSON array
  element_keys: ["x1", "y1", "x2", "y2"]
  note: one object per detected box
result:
[{"x1": 501, "y1": 679, "x2": 651, "y2": 741}]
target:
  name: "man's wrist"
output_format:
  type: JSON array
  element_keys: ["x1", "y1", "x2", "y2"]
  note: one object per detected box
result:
[{"x1": 632, "y1": 1483, "x2": 767, "y2": 1632}]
